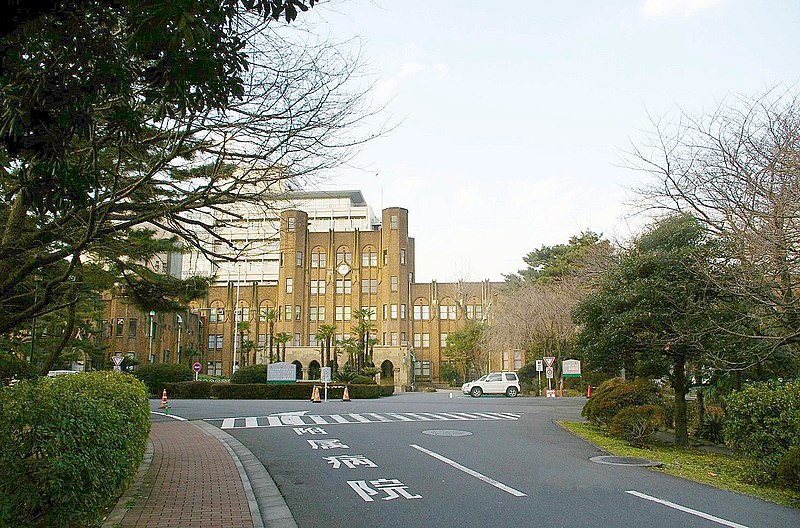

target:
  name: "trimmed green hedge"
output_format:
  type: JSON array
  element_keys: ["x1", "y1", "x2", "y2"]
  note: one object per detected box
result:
[
  {"x1": 211, "y1": 383, "x2": 394, "y2": 399},
  {"x1": 582, "y1": 377, "x2": 659, "y2": 428},
  {"x1": 134, "y1": 363, "x2": 193, "y2": 395},
  {"x1": 230, "y1": 364, "x2": 268, "y2": 384},
  {"x1": 0, "y1": 352, "x2": 39, "y2": 385},
  {"x1": 0, "y1": 372, "x2": 150, "y2": 527},
  {"x1": 725, "y1": 379, "x2": 800, "y2": 483},
  {"x1": 163, "y1": 380, "x2": 216, "y2": 399}
]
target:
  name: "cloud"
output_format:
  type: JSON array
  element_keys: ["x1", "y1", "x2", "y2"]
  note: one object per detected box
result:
[{"x1": 640, "y1": 0, "x2": 727, "y2": 18}]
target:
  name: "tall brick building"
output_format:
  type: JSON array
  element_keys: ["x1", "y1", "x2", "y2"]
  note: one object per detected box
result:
[{"x1": 102, "y1": 191, "x2": 505, "y2": 388}]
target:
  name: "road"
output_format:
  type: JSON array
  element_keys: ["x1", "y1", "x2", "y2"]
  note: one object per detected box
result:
[{"x1": 156, "y1": 392, "x2": 799, "y2": 528}]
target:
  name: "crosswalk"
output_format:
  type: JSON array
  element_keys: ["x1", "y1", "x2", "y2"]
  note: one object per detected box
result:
[{"x1": 214, "y1": 411, "x2": 523, "y2": 430}]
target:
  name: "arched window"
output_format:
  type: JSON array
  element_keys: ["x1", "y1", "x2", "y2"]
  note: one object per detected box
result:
[
  {"x1": 311, "y1": 246, "x2": 327, "y2": 269},
  {"x1": 413, "y1": 298, "x2": 430, "y2": 321},
  {"x1": 361, "y1": 245, "x2": 377, "y2": 267},
  {"x1": 438, "y1": 297, "x2": 457, "y2": 321},
  {"x1": 335, "y1": 245, "x2": 352, "y2": 265},
  {"x1": 209, "y1": 301, "x2": 225, "y2": 324}
]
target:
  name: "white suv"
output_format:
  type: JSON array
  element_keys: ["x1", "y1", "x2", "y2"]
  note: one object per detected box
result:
[{"x1": 462, "y1": 372, "x2": 520, "y2": 397}]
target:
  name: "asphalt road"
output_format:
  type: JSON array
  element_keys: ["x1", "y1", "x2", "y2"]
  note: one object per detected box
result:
[{"x1": 156, "y1": 392, "x2": 799, "y2": 528}]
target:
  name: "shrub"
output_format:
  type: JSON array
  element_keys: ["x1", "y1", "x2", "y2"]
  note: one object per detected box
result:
[
  {"x1": 0, "y1": 372, "x2": 150, "y2": 527},
  {"x1": 516, "y1": 361, "x2": 538, "y2": 385},
  {"x1": 163, "y1": 380, "x2": 215, "y2": 399},
  {"x1": 609, "y1": 404, "x2": 662, "y2": 447},
  {"x1": 724, "y1": 379, "x2": 800, "y2": 481},
  {"x1": 210, "y1": 383, "x2": 393, "y2": 399},
  {"x1": 230, "y1": 364, "x2": 268, "y2": 384},
  {"x1": 334, "y1": 370, "x2": 358, "y2": 384},
  {"x1": 696, "y1": 409, "x2": 725, "y2": 445},
  {"x1": 133, "y1": 363, "x2": 193, "y2": 395},
  {"x1": 351, "y1": 375, "x2": 375, "y2": 385},
  {"x1": 582, "y1": 377, "x2": 659, "y2": 428},
  {"x1": 776, "y1": 446, "x2": 800, "y2": 491},
  {"x1": 439, "y1": 362, "x2": 463, "y2": 386},
  {"x1": 0, "y1": 352, "x2": 38, "y2": 386}
]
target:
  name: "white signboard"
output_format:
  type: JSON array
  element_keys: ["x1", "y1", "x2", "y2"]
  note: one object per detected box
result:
[
  {"x1": 321, "y1": 366, "x2": 332, "y2": 383},
  {"x1": 562, "y1": 359, "x2": 582, "y2": 378},
  {"x1": 535, "y1": 360, "x2": 543, "y2": 372},
  {"x1": 543, "y1": 356, "x2": 556, "y2": 368},
  {"x1": 267, "y1": 362, "x2": 297, "y2": 382},
  {"x1": 545, "y1": 366, "x2": 554, "y2": 379}
]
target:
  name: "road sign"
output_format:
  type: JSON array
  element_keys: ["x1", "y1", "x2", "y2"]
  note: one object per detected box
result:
[
  {"x1": 544, "y1": 356, "x2": 556, "y2": 368},
  {"x1": 546, "y1": 389, "x2": 556, "y2": 398},
  {"x1": 562, "y1": 359, "x2": 581, "y2": 378},
  {"x1": 545, "y1": 366, "x2": 554, "y2": 379},
  {"x1": 535, "y1": 360, "x2": 543, "y2": 372},
  {"x1": 321, "y1": 367, "x2": 332, "y2": 383},
  {"x1": 192, "y1": 362, "x2": 202, "y2": 373},
  {"x1": 112, "y1": 355, "x2": 124, "y2": 372}
]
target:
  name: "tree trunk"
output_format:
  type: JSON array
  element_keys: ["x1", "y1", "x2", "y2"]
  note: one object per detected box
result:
[
  {"x1": 40, "y1": 300, "x2": 77, "y2": 375},
  {"x1": 673, "y1": 347, "x2": 688, "y2": 447}
]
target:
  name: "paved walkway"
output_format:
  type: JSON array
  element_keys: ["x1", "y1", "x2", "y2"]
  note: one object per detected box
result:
[{"x1": 104, "y1": 418, "x2": 296, "y2": 528}]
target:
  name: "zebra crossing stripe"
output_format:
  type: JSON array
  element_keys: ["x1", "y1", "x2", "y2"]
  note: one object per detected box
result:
[
  {"x1": 365, "y1": 413, "x2": 392, "y2": 422},
  {"x1": 267, "y1": 416, "x2": 282, "y2": 427},
  {"x1": 435, "y1": 412, "x2": 471, "y2": 420},
  {"x1": 309, "y1": 415, "x2": 329, "y2": 424},
  {"x1": 329, "y1": 414, "x2": 352, "y2": 423},
  {"x1": 221, "y1": 418, "x2": 236, "y2": 429},
  {"x1": 215, "y1": 411, "x2": 523, "y2": 429},
  {"x1": 348, "y1": 414, "x2": 372, "y2": 423},
  {"x1": 470, "y1": 412, "x2": 505, "y2": 420},
  {"x1": 386, "y1": 413, "x2": 415, "y2": 421},
  {"x1": 245, "y1": 417, "x2": 258, "y2": 428},
  {"x1": 403, "y1": 413, "x2": 434, "y2": 421},
  {"x1": 417, "y1": 412, "x2": 452, "y2": 420},
  {"x1": 281, "y1": 415, "x2": 306, "y2": 426}
]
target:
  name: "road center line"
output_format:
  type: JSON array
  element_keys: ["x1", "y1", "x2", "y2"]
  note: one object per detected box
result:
[
  {"x1": 410, "y1": 444, "x2": 526, "y2": 497},
  {"x1": 625, "y1": 491, "x2": 751, "y2": 528}
]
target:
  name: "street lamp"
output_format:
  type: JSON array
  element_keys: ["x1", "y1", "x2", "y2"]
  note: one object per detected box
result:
[
  {"x1": 176, "y1": 314, "x2": 183, "y2": 364},
  {"x1": 149, "y1": 310, "x2": 156, "y2": 363}
]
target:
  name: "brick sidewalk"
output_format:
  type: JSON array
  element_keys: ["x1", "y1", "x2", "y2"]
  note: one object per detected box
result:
[{"x1": 114, "y1": 421, "x2": 255, "y2": 528}]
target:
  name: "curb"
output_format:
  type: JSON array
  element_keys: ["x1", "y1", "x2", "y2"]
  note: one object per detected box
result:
[
  {"x1": 193, "y1": 420, "x2": 299, "y2": 528},
  {"x1": 102, "y1": 439, "x2": 154, "y2": 528}
]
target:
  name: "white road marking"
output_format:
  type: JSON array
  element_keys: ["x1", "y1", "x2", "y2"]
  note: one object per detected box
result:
[
  {"x1": 626, "y1": 491, "x2": 751, "y2": 528},
  {"x1": 212, "y1": 411, "x2": 522, "y2": 428},
  {"x1": 410, "y1": 444, "x2": 526, "y2": 497},
  {"x1": 151, "y1": 411, "x2": 187, "y2": 421}
]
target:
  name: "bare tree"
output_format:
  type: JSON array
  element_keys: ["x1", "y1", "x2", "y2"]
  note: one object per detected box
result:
[{"x1": 628, "y1": 90, "x2": 800, "y2": 357}]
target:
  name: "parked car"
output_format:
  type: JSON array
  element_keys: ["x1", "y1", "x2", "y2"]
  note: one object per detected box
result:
[{"x1": 461, "y1": 372, "x2": 520, "y2": 397}]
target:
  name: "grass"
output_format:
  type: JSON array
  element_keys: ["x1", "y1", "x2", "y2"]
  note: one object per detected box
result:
[{"x1": 559, "y1": 421, "x2": 800, "y2": 509}]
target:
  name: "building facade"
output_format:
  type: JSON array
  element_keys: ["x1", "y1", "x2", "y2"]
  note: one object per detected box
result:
[{"x1": 102, "y1": 191, "x2": 504, "y2": 388}]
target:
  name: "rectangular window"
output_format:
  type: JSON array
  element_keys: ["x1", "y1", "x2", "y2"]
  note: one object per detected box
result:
[
  {"x1": 336, "y1": 249, "x2": 352, "y2": 264},
  {"x1": 361, "y1": 280, "x2": 370, "y2": 294},
  {"x1": 311, "y1": 280, "x2": 326, "y2": 295},
  {"x1": 288, "y1": 217, "x2": 295, "y2": 231},
  {"x1": 295, "y1": 305, "x2": 301, "y2": 321},
  {"x1": 369, "y1": 306, "x2": 377, "y2": 320},
  {"x1": 391, "y1": 275, "x2": 398, "y2": 292},
  {"x1": 440, "y1": 305, "x2": 447, "y2": 320},
  {"x1": 309, "y1": 334, "x2": 317, "y2": 348},
  {"x1": 383, "y1": 249, "x2": 388, "y2": 265},
  {"x1": 208, "y1": 334, "x2": 216, "y2": 350},
  {"x1": 400, "y1": 248, "x2": 406, "y2": 265},
  {"x1": 502, "y1": 350, "x2": 510, "y2": 371},
  {"x1": 285, "y1": 305, "x2": 292, "y2": 320},
  {"x1": 370, "y1": 252, "x2": 377, "y2": 266},
  {"x1": 449, "y1": 305, "x2": 457, "y2": 320},
  {"x1": 318, "y1": 306, "x2": 325, "y2": 321},
  {"x1": 400, "y1": 304, "x2": 406, "y2": 320},
  {"x1": 280, "y1": 252, "x2": 284, "y2": 267},
  {"x1": 336, "y1": 279, "x2": 352, "y2": 294},
  {"x1": 391, "y1": 332, "x2": 398, "y2": 346},
  {"x1": 390, "y1": 215, "x2": 398, "y2": 229},
  {"x1": 514, "y1": 349, "x2": 523, "y2": 370},
  {"x1": 310, "y1": 306, "x2": 318, "y2": 321},
  {"x1": 382, "y1": 332, "x2": 387, "y2": 345},
  {"x1": 259, "y1": 307, "x2": 269, "y2": 322},
  {"x1": 128, "y1": 319, "x2": 137, "y2": 337},
  {"x1": 318, "y1": 252, "x2": 327, "y2": 267},
  {"x1": 116, "y1": 318, "x2": 124, "y2": 336},
  {"x1": 286, "y1": 277, "x2": 293, "y2": 293},
  {"x1": 422, "y1": 333, "x2": 430, "y2": 348},
  {"x1": 258, "y1": 334, "x2": 266, "y2": 347},
  {"x1": 467, "y1": 305, "x2": 474, "y2": 319},
  {"x1": 390, "y1": 304, "x2": 398, "y2": 319},
  {"x1": 311, "y1": 252, "x2": 319, "y2": 268},
  {"x1": 413, "y1": 333, "x2": 421, "y2": 348},
  {"x1": 475, "y1": 305, "x2": 483, "y2": 320},
  {"x1": 294, "y1": 333, "x2": 301, "y2": 346},
  {"x1": 413, "y1": 305, "x2": 430, "y2": 320},
  {"x1": 441, "y1": 333, "x2": 448, "y2": 348},
  {"x1": 296, "y1": 251, "x2": 303, "y2": 267},
  {"x1": 362, "y1": 252, "x2": 371, "y2": 267},
  {"x1": 382, "y1": 304, "x2": 388, "y2": 319},
  {"x1": 400, "y1": 332, "x2": 406, "y2": 345},
  {"x1": 335, "y1": 306, "x2": 351, "y2": 321}
]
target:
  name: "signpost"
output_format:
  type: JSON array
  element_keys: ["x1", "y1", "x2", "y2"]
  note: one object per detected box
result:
[
  {"x1": 543, "y1": 357, "x2": 556, "y2": 394},
  {"x1": 192, "y1": 361, "x2": 202, "y2": 381},
  {"x1": 321, "y1": 367, "x2": 332, "y2": 402},
  {"x1": 535, "y1": 360, "x2": 543, "y2": 396}
]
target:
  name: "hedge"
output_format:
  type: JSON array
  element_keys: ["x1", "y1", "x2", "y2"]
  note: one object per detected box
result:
[
  {"x1": 725, "y1": 379, "x2": 800, "y2": 483},
  {"x1": 581, "y1": 377, "x2": 659, "y2": 428},
  {"x1": 230, "y1": 364, "x2": 268, "y2": 384},
  {"x1": 133, "y1": 363, "x2": 193, "y2": 395},
  {"x1": 0, "y1": 372, "x2": 150, "y2": 527},
  {"x1": 163, "y1": 380, "x2": 216, "y2": 399},
  {"x1": 211, "y1": 383, "x2": 394, "y2": 399}
]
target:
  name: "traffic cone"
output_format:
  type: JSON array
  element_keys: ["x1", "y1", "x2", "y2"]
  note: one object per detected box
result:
[
  {"x1": 311, "y1": 385, "x2": 321, "y2": 403},
  {"x1": 159, "y1": 388, "x2": 168, "y2": 409},
  {"x1": 342, "y1": 385, "x2": 351, "y2": 402},
  {"x1": 587, "y1": 385, "x2": 593, "y2": 398}
]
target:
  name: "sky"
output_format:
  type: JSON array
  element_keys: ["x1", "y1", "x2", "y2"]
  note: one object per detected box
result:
[{"x1": 295, "y1": 0, "x2": 800, "y2": 283}]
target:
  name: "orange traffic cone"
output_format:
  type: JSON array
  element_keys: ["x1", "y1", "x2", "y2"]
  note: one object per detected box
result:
[
  {"x1": 159, "y1": 388, "x2": 168, "y2": 409},
  {"x1": 311, "y1": 385, "x2": 321, "y2": 403},
  {"x1": 587, "y1": 385, "x2": 593, "y2": 398},
  {"x1": 342, "y1": 385, "x2": 351, "y2": 402}
]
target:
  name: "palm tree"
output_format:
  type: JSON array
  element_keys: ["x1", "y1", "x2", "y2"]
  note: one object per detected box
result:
[
  {"x1": 352, "y1": 308, "x2": 375, "y2": 371},
  {"x1": 316, "y1": 324, "x2": 337, "y2": 371},
  {"x1": 265, "y1": 308, "x2": 277, "y2": 363},
  {"x1": 274, "y1": 332, "x2": 291, "y2": 363}
]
